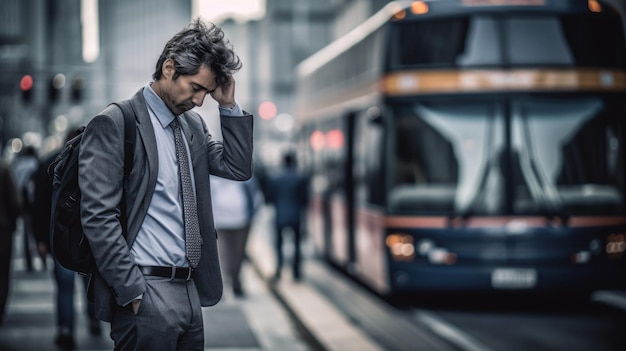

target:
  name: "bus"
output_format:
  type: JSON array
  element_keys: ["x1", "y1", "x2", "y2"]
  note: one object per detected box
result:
[{"x1": 294, "y1": 0, "x2": 626, "y2": 298}]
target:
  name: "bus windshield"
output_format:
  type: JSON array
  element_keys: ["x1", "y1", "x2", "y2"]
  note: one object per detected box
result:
[
  {"x1": 389, "y1": 95, "x2": 626, "y2": 216},
  {"x1": 390, "y1": 13, "x2": 626, "y2": 68}
]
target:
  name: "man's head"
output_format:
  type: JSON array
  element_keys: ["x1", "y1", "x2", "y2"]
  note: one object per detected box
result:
[{"x1": 152, "y1": 19, "x2": 241, "y2": 116}]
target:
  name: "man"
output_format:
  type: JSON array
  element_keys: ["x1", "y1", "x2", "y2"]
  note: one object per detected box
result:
[
  {"x1": 32, "y1": 128, "x2": 101, "y2": 349},
  {"x1": 0, "y1": 160, "x2": 20, "y2": 325},
  {"x1": 78, "y1": 19, "x2": 253, "y2": 350},
  {"x1": 210, "y1": 175, "x2": 262, "y2": 297},
  {"x1": 265, "y1": 152, "x2": 310, "y2": 281},
  {"x1": 10, "y1": 145, "x2": 38, "y2": 272}
]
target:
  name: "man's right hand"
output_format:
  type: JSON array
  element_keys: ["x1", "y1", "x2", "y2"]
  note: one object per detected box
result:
[{"x1": 131, "y1": 299, "x2": 141, "y2": 315}]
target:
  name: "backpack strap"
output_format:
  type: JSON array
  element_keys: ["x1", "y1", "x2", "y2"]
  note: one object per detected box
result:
[{"x1": 110, "y1": 100, "x2": 137, "y2": 236}]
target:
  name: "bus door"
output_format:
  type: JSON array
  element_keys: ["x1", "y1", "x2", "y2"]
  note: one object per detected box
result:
[
  {"x1": 351, "y1": 106, "x2": 389, "y2": 291},
  {"x1": 322, "y1": 114, "x2": 352, "y2": 267}
]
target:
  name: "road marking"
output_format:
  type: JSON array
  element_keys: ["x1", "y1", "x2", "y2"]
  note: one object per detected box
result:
[
  {"x1": 592, "y1": 291, "x2": 626, "y2": 312},
  {"x1": 415, "y1": 310, "x2": 496, "y2": 351},
  {"x1": 7, "y1": 301, "x2": 54, "y2": 313}
]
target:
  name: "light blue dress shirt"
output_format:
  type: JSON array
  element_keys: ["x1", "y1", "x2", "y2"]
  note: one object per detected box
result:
[{"x1": 130, "y1": 83, "x2": 243, "y2": 269}]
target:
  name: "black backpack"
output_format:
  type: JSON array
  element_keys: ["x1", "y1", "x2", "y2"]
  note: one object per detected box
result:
[{"x1": 48, "y1": 101, "x2": 136, "y2": 275}]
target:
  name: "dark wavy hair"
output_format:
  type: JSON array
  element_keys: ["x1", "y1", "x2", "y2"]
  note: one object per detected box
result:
[{"x1": 152, "y1": 19, "x2": 242, "y2": 87}]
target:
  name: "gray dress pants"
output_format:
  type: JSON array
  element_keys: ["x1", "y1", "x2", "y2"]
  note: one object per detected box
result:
[{"x1": 110, "y1": 276, "x2": 204, "y2": 351}]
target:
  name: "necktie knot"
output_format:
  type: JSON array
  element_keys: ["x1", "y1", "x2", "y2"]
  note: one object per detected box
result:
[{"x1": 171, "y1": 118, "x2": 180, "y2": 129}]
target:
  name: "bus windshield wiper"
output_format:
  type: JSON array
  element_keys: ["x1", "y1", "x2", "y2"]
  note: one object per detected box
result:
[{"x1": 517, "y1": 119, "x2": 564, "y2": 216}]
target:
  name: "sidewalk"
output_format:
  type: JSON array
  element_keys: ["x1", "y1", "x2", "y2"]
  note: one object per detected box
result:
[
  {"x1": 0, "y1": 207, "x2": 388, "y2": 351},
  {"x1": 246, "y1": 207, "x2": 387, "y2": 351},
  {"x1": 0, "y1": 221, "x2": 313, "y2": 351},
  {"x1": 247, "y1": 207, "x2": 626, "y2": 351}
]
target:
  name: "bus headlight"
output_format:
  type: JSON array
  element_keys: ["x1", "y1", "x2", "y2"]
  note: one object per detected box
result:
[
  {"x1": 417, "y1": 238, "x2": 457, "y2": 265},
  {"x1": 386, "y1": 234, "x2": 415, "y2": 261},
  {"x1": 418, "y1": 239, "x2": 434, "y2": 255},
  {"x1": 606, "y1": 234, "x2": 626, "y2": 258},
  {"x1": 428, "y1": 248, "x2": 458, "y2": 265}
]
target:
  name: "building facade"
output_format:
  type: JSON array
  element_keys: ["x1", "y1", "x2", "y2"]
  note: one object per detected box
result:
[
  {"x1": 0, "y1": 0, "x2": 84, "y2": 156},
  {"x1": 0, "y1": 0, "x2": 191, "y2": 156},
  {"x1": 1, "y1": 0, "x2": 625, "y2": 158}
]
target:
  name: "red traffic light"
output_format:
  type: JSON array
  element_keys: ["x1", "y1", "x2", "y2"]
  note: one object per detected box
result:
[{"x1": 20, "y1": 75, "x2": 34, "y2": 92}]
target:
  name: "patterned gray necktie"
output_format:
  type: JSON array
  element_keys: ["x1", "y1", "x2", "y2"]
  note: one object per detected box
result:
[{"x1": 171, "y1": 118, "x2": 201, "y2": 268}]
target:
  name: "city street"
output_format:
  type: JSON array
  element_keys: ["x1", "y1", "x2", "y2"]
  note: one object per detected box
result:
[
  {"x1": 3, "y1": 203, "x2": 626, "y2": 351},
  {"x1": 0, "y1": 217, "x2": 314, "y2": 351},
  {"x1": 2, "y1": 1, "x2": 626, "y2": 350}
]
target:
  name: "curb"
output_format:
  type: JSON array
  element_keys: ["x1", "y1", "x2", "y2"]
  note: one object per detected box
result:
[{"x1": 246, "y1": 223, "x2": 385, "y2": 351}]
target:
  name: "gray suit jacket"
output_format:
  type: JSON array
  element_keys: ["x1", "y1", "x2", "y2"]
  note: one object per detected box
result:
[{"x1": 78, "y1": 88, "x2": 253, "y2": 321}]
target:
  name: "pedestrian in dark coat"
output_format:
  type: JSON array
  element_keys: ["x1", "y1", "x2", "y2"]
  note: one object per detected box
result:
[
  {"x1": 0, "y1": 159, "x2": 21, "y2": 324},
  {"x1": 266, "y1": 152, "x2": 310, "y2": 281}
]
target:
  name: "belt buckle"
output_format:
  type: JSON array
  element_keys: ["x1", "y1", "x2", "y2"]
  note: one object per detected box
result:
[{"x1": 186, "y1": 268, "x2": 194, "y2": 281}]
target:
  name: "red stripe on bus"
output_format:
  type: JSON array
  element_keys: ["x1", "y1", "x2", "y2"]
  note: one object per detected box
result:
[
  {"x1": 568, "y1": 216, "x2": 626, "y2": 227},
  {"x1": 384, "y1": 216, "x2": 626, "y2": 229},
  {"x1": 385, "y1": 216, "x2": 449, "y2": 228}
]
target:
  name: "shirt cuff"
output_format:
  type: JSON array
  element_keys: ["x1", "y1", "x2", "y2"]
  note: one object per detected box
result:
[{"x1": 219, "y1": 102, "x2": 243, "y2": 117}]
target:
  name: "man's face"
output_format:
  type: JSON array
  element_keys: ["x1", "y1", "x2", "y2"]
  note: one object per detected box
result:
[{"x1": 158, "y1": 59, "x2": 218, "y2": 116}]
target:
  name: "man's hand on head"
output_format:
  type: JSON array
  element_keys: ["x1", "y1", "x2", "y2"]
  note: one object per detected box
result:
[{"x1": 211, "y1": 76, "x2": 236, "y2": 109}]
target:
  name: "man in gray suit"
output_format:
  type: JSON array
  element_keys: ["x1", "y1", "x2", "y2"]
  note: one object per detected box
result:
[{"x1": 78, "y1": 19, "x2": 253, "y2": 350}]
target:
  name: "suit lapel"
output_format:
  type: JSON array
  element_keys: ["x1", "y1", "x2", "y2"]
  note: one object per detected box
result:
[
  {"x1": 131, "y1": 89, "x2": 158, "y2": 181},
  {"x1": 129, "y1": 89, "x2": 159, "y2": 237},
  {"x1": 179, "y1": 113, "x2": 195, "y2": 148},
  {"x1": 179, "y1": 113, "x2": 205, "y2": 199}
]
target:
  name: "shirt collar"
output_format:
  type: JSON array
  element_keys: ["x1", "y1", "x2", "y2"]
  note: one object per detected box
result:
[{"x1": 143, "y1": 82, "x2": 177, "y2": 129}]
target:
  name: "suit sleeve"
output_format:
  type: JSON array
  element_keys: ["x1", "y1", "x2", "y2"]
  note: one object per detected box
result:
[
  {"x1": 203, "y1": 111, "x2": 254, "y2": 181},
  {"x1": 79, "y1": 112, "x2": 145, "y2": 306}
]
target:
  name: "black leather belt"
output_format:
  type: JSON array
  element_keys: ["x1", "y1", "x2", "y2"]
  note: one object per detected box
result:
[{"x1": 139, "y1": 266, "x2": 195, "y2": 280}]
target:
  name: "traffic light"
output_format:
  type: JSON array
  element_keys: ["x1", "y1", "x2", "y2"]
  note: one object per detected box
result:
[
  {"x1": 49, "y1": 73, "x2": 66, "y2": 103},
  {"x1": 20, "y1": 75, "x2": 33, "y2": 103},
  {"x1": 71, "y1": 75, "x2": 85, "y2": 103}
]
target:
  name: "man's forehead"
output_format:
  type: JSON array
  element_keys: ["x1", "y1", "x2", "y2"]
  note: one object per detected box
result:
[{"x1": 190, "y1": 65, "x2": 217, "y2": 90}]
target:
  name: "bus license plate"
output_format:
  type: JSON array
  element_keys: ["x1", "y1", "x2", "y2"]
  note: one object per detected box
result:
[{"x1": 491, "y1": 268, "x2": 537, "y2": 289}]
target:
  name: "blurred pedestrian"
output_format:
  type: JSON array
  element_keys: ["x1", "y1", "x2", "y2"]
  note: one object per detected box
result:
[
  {"x1": 32, "y1": 128, "x2": 101, "y2": 349},
  {"x1": 265, "y1": 152, "x2": 310, "y2": 281},
  {"x1": 211, "y1": 175, "x2": 263, "y2": 297},
  {"x1": 10, "y1": 145, "x2": 38, "y2": 272},
  {"x1": 0, "y1": 159, "x2": 21, "y2": 325},
  {"x1": 78, "y1": 19, "x2": 252, "y2": 350}
]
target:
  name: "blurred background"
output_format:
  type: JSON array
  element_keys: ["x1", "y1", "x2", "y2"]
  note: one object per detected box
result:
[
  {"x1": 1, "y1": 0, "x2": 625, "y2": 162},
  {"x1": 0, "y1": 0, "x2": 429, "y2": 165},
  {"x1": 2, "y1": 1, "x2": 626, "y2": 350}
]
